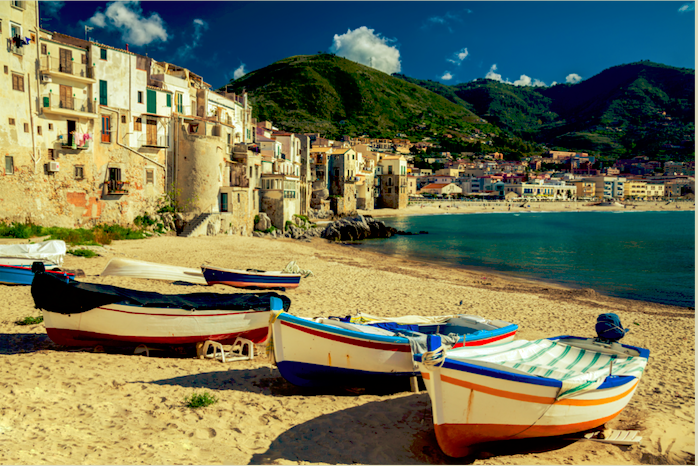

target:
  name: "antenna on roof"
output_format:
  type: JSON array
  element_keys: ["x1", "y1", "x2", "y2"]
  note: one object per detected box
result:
[{"x1": 84, "y1": 25, "x2": 94, "y2": 41}]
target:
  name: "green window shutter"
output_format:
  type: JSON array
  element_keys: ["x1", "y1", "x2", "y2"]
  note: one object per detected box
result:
[
  {"x1": 99, "y1": 80, "x2": 107, "y2": 105},
  {"x1": 166, "y1": 94, "x2": 171, "y2": 107},
  {"x1": 100, "y1": 48, "x2": 107, "y2": 60},
  {"x1": 146, "y1": 89, "x2": 156, "y2": 114}
]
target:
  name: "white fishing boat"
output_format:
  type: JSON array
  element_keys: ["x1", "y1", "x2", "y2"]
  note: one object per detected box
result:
[
  {"x1": 100, "y1": 257, "x2": 207, "y2": 285},
  {"x1": 32, "y1": 268, "x2": 290, "y2": 348},
  {"x1": 270, "y1": 311, "x2": 518, "y2": 388},
  {"x1": 415, "y1": 330, "x2": 649, "y2": 457},
  {"x1": 0, "y1": 240, "x2": 66, "y2": 268}
]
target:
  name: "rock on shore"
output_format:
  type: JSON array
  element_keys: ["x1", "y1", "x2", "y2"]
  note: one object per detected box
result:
[{"x1": 321, "y1": 215, "x2": 396, "y2": 242}]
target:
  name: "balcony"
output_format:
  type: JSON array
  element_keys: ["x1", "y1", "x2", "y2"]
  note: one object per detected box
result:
[
  {"x1": 138, "y1": 133, "x2": 169, "y2": 148},
  {"x1": 42, "y1": 93, "x2": 96, "y2": 119},
  {"x1": 40, "y1": 56, "x2": 95, "y2": 84},
  {"x1": 57, "y1": 132, "x2": 91, "y2": 150},
  {"x1": 106, "y1": 180, "x2": 129, "y2": 195},
  {"x1": 10, "y1": 41, "x2": 24, "y2": 56}
]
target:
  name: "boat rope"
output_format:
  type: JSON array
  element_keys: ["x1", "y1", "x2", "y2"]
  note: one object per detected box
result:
[
  {"x1": 281, "y1": 261, "x2": 314, "y2": 278},
  {"x1": 421, "y1": 344, "x2": 448, "y2": 369}
]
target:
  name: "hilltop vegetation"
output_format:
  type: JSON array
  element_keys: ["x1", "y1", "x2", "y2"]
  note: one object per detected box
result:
[
  {"x1": 224, "y1": 56, "x2": 694, "y2": 162},
  {"x1": 223, "y1": 54, "x2": 498, "y2": 140},
  {"x1": 399, "y1": 61, "x2": 694, "y2": 161}
]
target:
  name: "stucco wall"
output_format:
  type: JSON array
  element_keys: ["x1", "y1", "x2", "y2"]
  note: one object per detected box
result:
[{"x1": 175, "y1": 125, "x2": 222, "y2": 214}]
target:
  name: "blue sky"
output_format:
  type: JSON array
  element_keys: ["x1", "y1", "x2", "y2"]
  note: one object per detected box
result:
[{"x1": 40, "y1": 1, "x2": 695, "y2": 89}]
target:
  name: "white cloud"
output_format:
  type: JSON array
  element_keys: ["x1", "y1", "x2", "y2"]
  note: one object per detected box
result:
[
  {"x1": 678, "y1": 3, "x2": 695, "y2": 13},
  {"x1": 441, "y1": 71, "x2": 453, "y2": 81},
  {"x1": 88, "y1": 1, "x2": 168, "y2": 47},
  {"x1": 39, "y1": 0, "x2": 65, "y2": 18},
  {"x1": 233, "y1": 63, "x2": 247, "y2": 80},
  {"x1": 330, "y1": 26, "x2": 401, "y2": 74},
  {"x1": 485, "y1": 64, "x2": 503, "y2": 81},
  {"x1": 175, "y1": 18, "x2": 208, "y2": 60},
  {"x1": 422, "y1": 10, "x2": 468, "y2": 31},
  {"x1": 566, "y1": 73, "x2": 583, "y2": 84},
  {"x1": 485, "y1": 65, "x2": 547, "y2": 87},
  {"x1": 447, "y1": 47, "x2": 469, "y2": 65}
]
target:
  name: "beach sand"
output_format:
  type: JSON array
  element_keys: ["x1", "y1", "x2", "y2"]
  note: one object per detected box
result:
[{"x1": 0, "y1": 215, "x2": 694, "y2": 464}]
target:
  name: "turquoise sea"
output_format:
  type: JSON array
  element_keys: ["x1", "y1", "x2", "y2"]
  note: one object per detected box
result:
[{"x1": 354, "y1": 211, "x2": 695, "y2": 308}]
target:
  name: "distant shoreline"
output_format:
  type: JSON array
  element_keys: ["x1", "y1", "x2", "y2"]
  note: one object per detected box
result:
[{"x1": 360, "y1": 199, "x2": 695, "y2": 218}]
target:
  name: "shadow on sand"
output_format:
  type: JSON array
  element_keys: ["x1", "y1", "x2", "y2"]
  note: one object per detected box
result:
[{"x1": 0, "y1": 332, "x2": 54, "y2": 355}]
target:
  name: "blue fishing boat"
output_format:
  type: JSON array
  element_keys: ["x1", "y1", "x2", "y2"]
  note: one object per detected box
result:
[{"x1": 202, "y1": 264, "x2": 301, "y2": 289}]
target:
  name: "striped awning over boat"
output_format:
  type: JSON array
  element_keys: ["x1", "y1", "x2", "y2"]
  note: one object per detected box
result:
[{"x1": 443, "y1": 339, "x2": 648, "y2": 399}]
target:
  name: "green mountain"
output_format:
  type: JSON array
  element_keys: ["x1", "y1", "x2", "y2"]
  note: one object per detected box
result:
[
  {"x1": 222, "y1": 54, "x2": 497, "y2": 140},
  {"x1": 398, "y1": 61, "x2": 695, "y2": 160},
  {"x1": 224, "y1": 56, "x2": 694, "y2": 162}
]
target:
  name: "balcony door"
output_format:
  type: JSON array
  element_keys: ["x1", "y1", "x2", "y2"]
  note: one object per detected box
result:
[
  {"x1": 146, "y1": 119, "x2": 157, "y2": 145},
  {"x1": 59, "y1": 48, "x2": 72, "y2": 74},
  {"x1": 59, "y1": 85, "x2": 73, "y2": 110}
]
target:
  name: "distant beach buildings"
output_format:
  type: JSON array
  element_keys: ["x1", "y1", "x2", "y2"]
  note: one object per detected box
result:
[{"x1": 0, "y1": 2, "x2": 693, "y2": 236}]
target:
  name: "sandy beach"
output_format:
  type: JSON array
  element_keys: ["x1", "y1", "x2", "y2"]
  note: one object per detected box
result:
[
  {"x1": 0, "y1": 208, "x2": 694, "y2": 464},
  {"x1": 359, "y1": 199, "x2": 695, "y2": 218}
]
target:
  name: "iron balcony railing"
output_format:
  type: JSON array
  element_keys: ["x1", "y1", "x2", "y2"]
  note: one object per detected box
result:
[
  {"x1": 40, "y1": 55, "x2": 94, "y2": 79},
  {"x1": 42, "y1": 93, "x2": 95, "y2": 114},
  {"x1": 106, "y1": 180, "x2": 129, "y2": 195}
]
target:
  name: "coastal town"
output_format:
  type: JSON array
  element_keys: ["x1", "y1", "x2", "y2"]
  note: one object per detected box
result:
[{"x1": 1, "y1": 2, "x2": 694, "y2": 237}]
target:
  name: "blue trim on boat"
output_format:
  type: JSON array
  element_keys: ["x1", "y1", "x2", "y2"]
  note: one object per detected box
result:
[
  {"x1": 277, "y1": 313, "x2": 414, "y2": 345},
  {"x1": 276, "y1": 360, "x2": 415, "y2": 388},
  {"x1": 202, "y1": 268, "x2": 300, "y2": 285},
  {"x1": 596, "y1": 375, "x2": 637, "y2": 390},
  {"x1": 414, "y1": 353, "x2": 563, "y2": 388},
  {"x1": 0, "y1": 264, "x2": 73, "y2": 286}
]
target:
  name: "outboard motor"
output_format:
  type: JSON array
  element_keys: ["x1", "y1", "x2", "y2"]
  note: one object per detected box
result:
[{"x1": 595, "y1": 313, "x2": 629, "y2": 343}]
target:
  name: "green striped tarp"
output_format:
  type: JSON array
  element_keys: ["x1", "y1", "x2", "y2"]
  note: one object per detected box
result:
[{"x1": 446, "y1": 339, "x2": 647, "y2": 399}]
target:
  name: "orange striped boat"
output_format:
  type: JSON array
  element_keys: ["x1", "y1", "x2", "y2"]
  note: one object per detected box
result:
[{"x1": 415, "y1": 336, "x2": 649, "y2": 457}]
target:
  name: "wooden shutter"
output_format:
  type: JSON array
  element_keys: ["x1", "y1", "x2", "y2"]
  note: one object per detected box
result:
[
  {"x1": 59, "y1": 85, "x2": 73, "y2": 110},
  {"x1": 101, "y1": 115, "x2": 110, "y2": 143},
  {"x1": 59, "y1": 48, "x2": 72, "y2": 74},
  {"x1": 133, "y1": 117, "x2": 142, "y2": 131},
  {"x1": 146, "y1": 119, "x2": 157, "y2": 145}
]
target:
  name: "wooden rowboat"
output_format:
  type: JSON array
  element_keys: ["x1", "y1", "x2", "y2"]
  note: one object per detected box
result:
[
  {"x1": 31, "y1": 270, "x2": 290, "y2": 348},
  {"x1": 100, "y1": 257, "x2": 207, "y2": 285},
  {"x1": 415, "y1": 335, "x2": 649, "y2": 457},
  {"x1": 270, "y1": 311, "x2": 518, "y2": 388},
  {"x1": 202, "y1": 264, "x2": 301, "y2": 290}
]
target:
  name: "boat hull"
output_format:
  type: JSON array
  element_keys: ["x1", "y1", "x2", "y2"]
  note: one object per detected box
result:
[
  {"x1": 43, "y1": 304, "x2": 271, "y2": 347},
  {"x1": 202, "y1": 265, "x2": 301, "y2": 289},
  {"x1": 417, "y1": 339, "x2": 647, "y2": 457},
  {"x1": 272, "y1": 313, "x2": 517, "y2": 388},
  {"x1": 0, "y1": 264, "x2": 73, "y2": 286}
]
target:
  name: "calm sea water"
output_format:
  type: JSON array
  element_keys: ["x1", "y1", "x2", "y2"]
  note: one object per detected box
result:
[{"x1": 355, "y1": 211, "x2": 695, "y2": 308}]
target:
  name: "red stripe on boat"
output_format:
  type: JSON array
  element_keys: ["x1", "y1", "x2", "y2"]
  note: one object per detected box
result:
[
  {"x1": 207, "y1": 280, "x2": 300, "y2": 289},
  {"x1": 97, "y1": 306, "x2": 268, "y2": 318},
  {"x1": 452, "y1": 330, "x2": 516, "y2": 348},
  {"x1": 45, "y1": 326, "x2": 269, "y2": 347},
  {"x1": 280, "y1": 320, "x2": 412, "y2": 352}
]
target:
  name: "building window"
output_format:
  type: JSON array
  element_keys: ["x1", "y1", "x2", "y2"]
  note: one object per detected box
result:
[
  {"x1": 82, "y1": 54, "x2": 87, "y2": 64},
  {"x1": 11, "y1": 1, "x2": 24, "y2": 9},
  {"x1": 387, "y1": 187, "x2": 392, "y2": 194},
  {"x1": 48, "y1": 123, "x2": 53, "y2": 131},
  {"x1": 237, "y1": 193, "x2": 240, "y2": 203},
  {"x1": 145, "y1": 169, "x2": 154, "y2": 184},
  {"x1": 220, "y1": 193, "x2": 228, "y2": 212},
  {"x1": 101, "y1": 115, "x2": 111, "y2": 143},
  {"x1": 99, "y1": 80, "x2": 108, "y2": 105},
  {"x1": 36, "y1": 125, "x2": 42, "y2": 135},
  {"x1": 3, "y1": 66, "x2": 7, "y2": 74},
  {"x1": 9, "y1": 118, "x2": 15, "y2": 126},
  {"x1": 75, "y1": 165, "x2": 84, "y2": 179},
  {"x1": 48, "y1": 149, "x2": 54, "y2": 160},
  {"x1": 134, "y1": 117, "x2": 142, "y2": 131},
  {"x1": 137, "y1": 91, "x2": 143, "y2": 103},
  {"x1": 12, "y1": 73, "x2": 24, "y2": 92},
  {"x1": 23, "y1": 123, "x2": 28, "y2": 132},
  {"x1": 100, "y1": 48, "x2": 107, "y2": 60},
  {"x1": 40, "y1": 43, "x2": 46, "y2": 55},
  {"x1": 388, "y1": 166, "x2": 393, "y2": 174},
  {"x1": 166, "y1": 94, "x2": 171, "y2": 107},
  {"x1": 121, "y1": 115, "x2": 126, "y2": 124},
  {"x1": 5, "y1": 156, "x2": 14, "y2": 175}
]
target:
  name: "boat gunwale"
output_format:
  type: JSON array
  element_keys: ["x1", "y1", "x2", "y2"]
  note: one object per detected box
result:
[
  {"x1": 277, "y1": 313, "x2": 517, "y2": 346},
  {"x1": 202, "y1": 264, "x2": 301, "y2": 278}
]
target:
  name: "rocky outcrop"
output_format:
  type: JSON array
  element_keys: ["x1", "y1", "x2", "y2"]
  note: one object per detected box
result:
[
  {"x1": 321, "y1": 215, "x2": 396, "y2": 242},
  {"x1": 255, "y1": 213, "x2": 272, "y2": 231}
]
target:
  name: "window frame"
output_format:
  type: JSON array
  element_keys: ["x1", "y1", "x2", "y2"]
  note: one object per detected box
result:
[
  {"x1": 5, "y1": 156, "x2": 14, "y2": 175},
  {"x1": 12, "y1": 73, "x2": 25, "y2": 92},
  {"x1": 74, "y1": 165, "x2": 84, "y2": 180}
]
